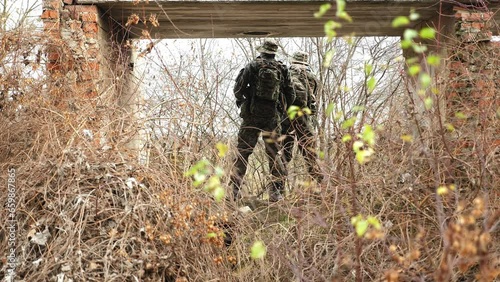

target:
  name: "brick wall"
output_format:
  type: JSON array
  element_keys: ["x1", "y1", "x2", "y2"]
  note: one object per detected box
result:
[
  {"x1": 447, "y1": 8, "x2": 499, "y2": 134},
  {"x1": 446, "y1": 7, "x2": 499, "y2": 183},
  {"x1": 42, "y1": 0, "x2": 105, "y2": 100},
  {"x1": 41, "y1": 0, "x2": 115, "y2": 150},
  {"x1": 41, "y1": 0, "x2": 145, "y2": 158}
]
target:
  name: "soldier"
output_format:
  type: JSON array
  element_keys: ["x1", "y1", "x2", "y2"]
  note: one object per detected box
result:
[
  {"x1": 230, "y1": 40, "x2": 295, "y2": 202},
  {"x1": 281, "y1": 51, "x2": 323, "y2": 182}
]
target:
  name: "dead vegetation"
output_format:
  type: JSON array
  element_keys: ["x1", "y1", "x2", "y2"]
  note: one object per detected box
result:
[{"x1": 0, "y1": 9, "x2": 499, "y2": 282}]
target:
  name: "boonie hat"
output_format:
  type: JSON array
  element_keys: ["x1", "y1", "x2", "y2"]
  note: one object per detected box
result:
[
  {"x1": 256, "y1": 40, "x2": 279, "y2": 55},
  {"x1": 290, "y1": 51, "x2": 309, "y2": 66}
]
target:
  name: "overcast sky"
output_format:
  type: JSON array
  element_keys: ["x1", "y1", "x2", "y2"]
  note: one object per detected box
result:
[{"x1": 1, "y1": 0, "x2": 42, "y2": 29}]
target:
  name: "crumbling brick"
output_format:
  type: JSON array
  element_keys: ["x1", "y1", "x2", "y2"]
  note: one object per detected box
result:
[
  {"x1": 82, "y1": 22, "x2": 98, "y2": 33},
  {"x1": 81, "y1": 12, "x2": 98, "y2": 22},
  {"x1": 43, "y1": 0, "x2": 62, "y2": 10},
  {"x1": 43, "y1": 20, "x2": 60, "y2": 31},
  {"x1": 41, "y1": 9, "x2": 59, "y2": 19},
  {"x1": 446, "y1": 6, "x2": 500, "y2": 151}
]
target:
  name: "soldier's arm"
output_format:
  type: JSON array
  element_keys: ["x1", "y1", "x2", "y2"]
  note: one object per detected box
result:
[
  {"x1": 308, "y1": 72, "x2": 320, "y2": 114},
  {"x1": 233, "y1": 64, "x2": 253, "y2": 105},
  {"x1": 281, "y1": 66, "x2": 296, "y2": 110}
]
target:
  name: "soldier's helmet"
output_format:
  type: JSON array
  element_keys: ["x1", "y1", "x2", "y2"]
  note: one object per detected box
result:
[
  {"x1": 290, "y1": 51, "x2": 309, "y2": 66},
  {"x1": 256, "y1": 40, "x2": 279, "y2": 55}
]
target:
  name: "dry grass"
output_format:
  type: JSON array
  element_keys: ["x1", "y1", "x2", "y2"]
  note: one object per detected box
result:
[{"x1": 0, "y1": 24, "x2": 499, "y2": 282}]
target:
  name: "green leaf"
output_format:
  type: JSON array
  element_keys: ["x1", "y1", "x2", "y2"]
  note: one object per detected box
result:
[
  {"x1": 323, "y1": 49, "x2": 335, "y2": 67},
  {"x1": 409, "y1": 10, "x2": 420, "y2": 21},
  {"x1": 287, "y1": 105, "x2": 300, "y2": 113},
  {"x1": 326, "y1": 29, "x2": 337, "y2": 40},
  {"x1": 193, "y1": 173, "x2": 207, "y2": 187},
  {"x1": 287, "y1": 105, "x2": 300, "y2": 120},
  {"x1": 412, "y1": 44, "x2": 428, "y2": 54},
  {"x1": 455, "y1": 111, "x2": 467, "y2": 119},
  {"x1": 352, "y1": 140, "x2": 364, "y2": 152},
  {"x1": 250, "y1": 241, "x2": 267, "y2": 259},
  {"x1": 204, "y1": 175, "x2": 220, "y2": 191},
  {"x1": 426, "y1": 55, "x2": 441, "y2": 66},
  {"x1": 445, "y1": 123, "x2": 455, "y2": 132},
  {"x1": 185, "y1": 159, "x2": 210, "y2": 177},
  {"x1": 342, "y1": 134, "x2": 352, "y2": 143},
  {"x1": 213, "y1": 187, "x2": 225, "y2": 202},
  {"x1": 207, "y1": 232, "x2": 217, "y2": 238},
  {"x1": 351, "y1": 214, "x2": 362, "y2": 225},
  {"x1": 403, "y1": 29, "x2": 418, "y2": 41},
  {"x1": 405, "y1": 57, "x2": 419, "y2": 65},
  {"x1": 338, "y1": 11, "x2": 352, "y2": 22},
  {"x1": 420, "y1": 73, "x2": 431, "y2": 88},
  {"x1": 324, "y1": 20, "x2": 342, "y2": 31},
  {"x1": 401, "y1": 39, "x2": 412, "y2": 49},
  {"x1": 303, "y1": 107, "x2": 312, "y2": 115},
  {"x1": 361, "y1": 124, "x2": 375, "y2": 146},
  {"x1": 336, "y1": 0, "x2": 346, "y2": 13},
  {"x1": 419, "y1": 27, "x2": 436, "y2": 39},
  {"x1": 355, "y1": 219, "x2": 369, "y2": 237},
  {"x1": 424, "y1": 97, "x2": 433, "y2": 110},
  {"x1": 355, "y1": 151, "x2": 365, "y2": 164},
  {"x1": 326, "y1": 103, "x2": 335, "y2": 116},
  {"x1": 400, "y1": 134, "x2": 413, "y2": 142},
  {"x1": 318, "y1": 150, "x2": 325, "y2": 160},
  {"x1": 341, "y1": 116, "x2": 356, "y2": 129},
  {"x1": 216, "y1": 142, "x2": 228, "y2": 158},
  {"x1": 436, "y1": 186, "x2": 448, "y2": 196},
  {"x1": 408, "y1": 64, "x2": 421, "y2": 76},
  {"x1": 367, "y1": 216, "x2": 382, "y2": 230},
  {"x1": 324, "y1": 20, "x2": 342, "y2": 41},
  {"x1": 367, "y1": 76, "x2": 376, "y2": 94},
  {"x1": 355, "y1": 147, "x2": 374, "y2": 164},
  {"x1": 335, "y1": 0, "x2": 352, "y2": 23},
  {"x1": 392, "y1": 16, "x2": 410, "y2": 28},
  {"x1": 364, "y1": 64, "x2": 373, "y2": 76},
  {"x1": 314, "y1": 3, "x2": 331, "y2": 18}
]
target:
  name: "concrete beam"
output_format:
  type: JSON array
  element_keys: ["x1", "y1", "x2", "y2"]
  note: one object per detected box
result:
[{"x1": 75, "y1": 0, "x2": 500, "y2": 38}]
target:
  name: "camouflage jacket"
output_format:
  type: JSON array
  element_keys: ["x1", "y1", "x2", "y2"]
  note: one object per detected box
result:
[{"x1": 289, "y1": 64, "x2": 319, "y2": 115}]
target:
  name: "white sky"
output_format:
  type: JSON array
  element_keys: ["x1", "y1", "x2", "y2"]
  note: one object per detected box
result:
[{"x1": 1, "y1": 0, "x2": 42, "y2": 29}]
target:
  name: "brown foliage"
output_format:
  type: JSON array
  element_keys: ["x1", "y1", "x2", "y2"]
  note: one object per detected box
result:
[{"x1": 0, "y1": 21, "x2": 498, "y2": 282}]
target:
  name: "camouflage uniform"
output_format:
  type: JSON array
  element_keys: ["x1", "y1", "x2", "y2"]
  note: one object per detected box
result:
[
  {"x1": 231, "y1": 40, "x2": 295, "y2": 202},
  {"x1": 281, "y1": 51, "x2": 323, "y2": 182}
]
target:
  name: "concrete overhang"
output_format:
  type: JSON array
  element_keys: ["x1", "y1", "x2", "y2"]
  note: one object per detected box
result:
[{"x1": 78, "y1": 0, "x2": 500, "y2": 38}]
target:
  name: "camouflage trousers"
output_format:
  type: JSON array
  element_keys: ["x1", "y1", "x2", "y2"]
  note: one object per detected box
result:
[
  {"x1": 230, "y1": 114, "x2": 287, "y2": 200},
  {"x1": 281, "y1": 115, "x2": 322, "y2": 182}
]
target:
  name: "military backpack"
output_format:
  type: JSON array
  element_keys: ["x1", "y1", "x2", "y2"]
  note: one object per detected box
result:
[
  {"x1": 249, "y1": 59, "x2": 282, "y2": 118},
  {"x1": 254, "y1": 59, "x2": 281, "y2": 102},
  {"x1": 289, "y1": 65, "x2": 312, "y2": 107}
]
